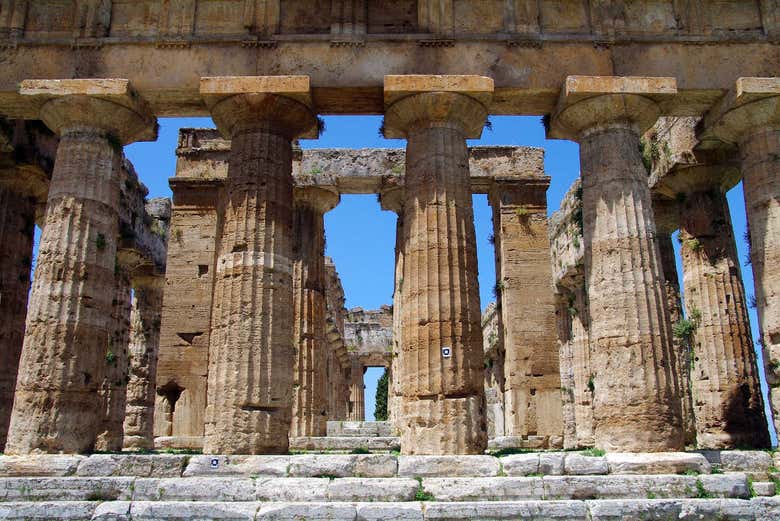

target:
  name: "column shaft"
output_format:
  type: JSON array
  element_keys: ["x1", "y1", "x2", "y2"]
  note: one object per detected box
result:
[
  {"x1": 348, "y1": 361, "x2": 365, "y2": 421},
  {"x1": 205, "y1": 129, "x2": 295, "y2": 454},
  {"x1": 390, "y1": 212, "x2": 404, "y2": 433},
  {"x1": 555, "y1": 294, "x2": 576, "y2": 449},
  {"x1": 580, "y1": 124, "x2": 682, "y2": 451},
  {"x1": 0, "y1": 186, "x2": 35, "y2": 450},
  {"x1": 7, "y1": 127, "x2": 121, "y2": 453},
  {"x1": 680, "y1": 188, "x2": 769, "y2": 448},
  {"x1": 124, "y1": 276, "x2": 165, "y2": 449}
]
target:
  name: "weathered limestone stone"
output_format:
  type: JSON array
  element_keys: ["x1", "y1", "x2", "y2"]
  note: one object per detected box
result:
[
  {"x1": 422, "y1": 477, "x2": 545, "y2": 501},
  {"x1": 324, "y1": 257, "x2": 351, "y2": 422},
  {"x1": 384, "y1": 75, "x2": 491, "y2": 455},
  {"x1": 124, "y1": 276, "x2": 166, "y2": 450},
  {"x1": 200, "y1": 76, "x2": 318, "y2": 454},
  {"x1": 605, "y1": 452, "x2": 711, "y2": 475},
  {"x1": 254, "y1": 477, "x2": 330, "y2": 502},
  {"x1": 6, "y1": 79, "x2": 156, "y2": 454},
  {"x1": 326, "y1": 477, "x2": 417, "y2": 502},
  {"x1": 0, "y1": 502, "x2": 98, "y2": 520},
  {"x1": 286, "y1": 454, "x2": 397, "y2": 478},
  {"x1": 356, "y1": 503, "x2": 423, "y2": 521},
  {"x1": 288, "y1": 435, "x2": 400, "y2": 452},
  {"x1": 550, "y1": 76, "x2": 684, "y2": 452},
  {"x1": 290, "y1": 187, "x2": 338, "y2": 437},
  {"x1": 0, "y1": 455, "x2": 85, "y2": 477},
  {"x1": 701, "y1": 78, "x2": 780, "y2": 439},
  {"x1": 0, "y1": 181, "x2": 35, "y2": 451},
  {"x1": 422, "y1": 500, "x2": 588, "y2": 520},
  {"x1": 183, "y1": 455, "x2": 290, "y2": 478},
  {"x1": 543, "y1": 474, "x2": 748, "y2": 500},
  {"x1": 348, "y1": 359, "x2": 366, "y2": 421},
  {"x1": 657, "y1": 160, "x2": 768, "y2": 449},
  {"x1": 482, "y1": 303, "x2": 505, "y2": 439},
  {"x1": 133, "y1": 477, "x2": 256, "y2": 502},
  {"x1": 0, "y1": 476, "x2": 134, "y2": 501},
  {"x1": 397, "y1": 455, "x2": 500, "y2": 477},
  {"x1": 75, "y1": 454, "x2": 186, "y2": 478},
  {"x1": 564, "y1": 454, "x2": 609, "y2": 475},
  {"x1": 706, "y1": 450, "x2": 774, "y2": 480},
  {"x1": 130, "y1": 501, "x2": 260, "y2": 520},
  {"x1": 489, "y1": 177, "x2": 562, "y2": 448}
]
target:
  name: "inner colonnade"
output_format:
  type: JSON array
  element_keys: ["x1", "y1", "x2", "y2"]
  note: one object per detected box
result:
[{"x1": 0, "y1": 71, "x2": 777, "y2": 457}]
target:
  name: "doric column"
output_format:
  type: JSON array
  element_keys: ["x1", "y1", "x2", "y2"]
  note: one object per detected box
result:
[
  {"x1": 200, "y1": 76, "x2": 318, "y2": 454},
  {"x1": 489, "y1": 178, "x2": 562, "y2": 448},
  {"x1": 0, "y1": 167, "x2": 37, "y2": 451},
  {"x1": 290, "y1": 186, "x2": 339, "y2": 437},
  {"x1": 550, "y1": 76, "x2": 684, "y2": 451},
  {"x1": 383, "y1": 75, "x2": 491, "y2": 454},
  {"x1": 123, "y1": 275, "x2": 165, "y2": 450},
  {"x1": 701, "y1": 78, "x2": 780, "y2": 437},
  {"x1": 658, "y1": 163, "x2": 769, "y2": 448},
  {"x1": 554, "y1": 292, "x2": 576, "y2": 449},
  {"x1": 652, "y1": 196, "x2": 696, "y2": 447},
  {"x1": 5, "y1": 79, "x2": 156, "y2": 454},
  {"x1": 569, "y1": 283, "x2": 594, "y2": 448},
  {"x1": 95, "y1": 263, "x2": 132, "y2": 452},
  {"x1": 348, "y1": 360, "x2": 365, "y2": 421}
]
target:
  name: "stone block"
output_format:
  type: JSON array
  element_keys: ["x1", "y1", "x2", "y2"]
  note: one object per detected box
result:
[
  {"x1": 287, "y1": 454, "x2": 397, "y2": 477},
  {"x1": 707, "y1": 451, "x2": 774, "y2": 479},
  {"x1": 254, "y1": 478, "x2": 330, "y2": 501},
  {"x1": 383, "y1": 75, "x2": 494, "y2": 106},
  {"x1": 132, "y1": 477, "x2": 255, "y2": 502},
  {"x1": 256, "y1": 502, "x2": 357, "y2": 520},
  {"x1": 0, "y1": 477, "x2": 134, "y2": 502},
  {"x1": 606, "y1": 452, "x2": 711, "y2": 475},
  {"x1": 421, "y1": 477, "x2": 545, "y2": 501},
  {"x1": 754, "y1": 497, "x2": 780, "y2": 518},
  {"x1": 182, "y1": 455, "x2": 290, "y2": 477},
  {"x1": 565, "y1": 454, "x2": 608, "y2": 475},
  {"x1": 76, "y1": 455, "x2": 187, "y2": 477},
  {"x1": 586, "y1": 499, "x2": 682, "y2": 520},
  {"x1": 0, "y1": 455, "x2": 85, "y2": 477},
  {"x1": 92, "y1": 501, "x2": 132, "y2": 521},
  {"x1": 153, "y1": 436, "x2": 204, "y2": 450},
  {"x1": 422, "y1": 500, "x2": 588, "y2": 520},
  {"x1": 327, "y1": 478, "x2": 417, "y2": 501},
  {"x1": 539, "y1": 453, "x2": 566, "y2": 475},
  {"x1": 752, "y1": 481, "x2": 777, "y2": 496},
  {"x1": 130, "y1": 501, "x2": 259, "y2": 520},
  {"x1": 543, "y1": 474, "x2": 747, "y2": 500},
  {"x1": 288, "y1": 436, "x2": 400, "y2": 452},
  {"x1": 356, "y1": 502, "x2": 423, "y2": 521},
  {"x1": 500, "y1": 454, "x2": 540, "y2": 476},
  {"x1": 0, "y1": 501, "x2": 96, "y2": 520},
  {"x1": 397, "y1": 456, "x2": 499, "y2": 477}
]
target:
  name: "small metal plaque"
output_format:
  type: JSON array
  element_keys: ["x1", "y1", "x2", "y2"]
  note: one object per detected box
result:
[
  {"x1": 441, "y1": 347, "x2": 452, "y2": 358},
  {"x1": 210, "y1": 458, "x2": 219, "y2": 468}
]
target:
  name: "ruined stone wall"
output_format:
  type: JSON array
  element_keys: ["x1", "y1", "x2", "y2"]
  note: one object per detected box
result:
[
  {"x1": 344, "y1": 305, "x2": 393, "y2": 369},
  {"x1": 481, "y1": 302, "x2": 504, "y2": 439}
]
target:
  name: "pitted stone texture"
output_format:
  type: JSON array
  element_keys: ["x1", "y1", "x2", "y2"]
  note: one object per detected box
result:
[
  {"x1": 93, "y1": 501, "x2": 132, "y2": 521},
  {"x1": 356, "y1": 502, "x2": 423, "y2": 521},
  {"x1": 605, "y1": 452, "x2": 711, "y2": 475},
  {"x1": 130, "y1": 501, "x2": 259, "y2": 520},
  {"x1": 254, "y1": 478, "x2": 329, "y2": 502},
  {"x1": 326, "y1": 421, "x2": 393, "y2": 437},
  {"x1": 677, "y1": 181, "x2": 768, "y2": 449},
  {"x1": 0, "y1": 186, "x2": 35, "y2": 451},
  {"x1": 123, "y1": 277, "x2": 165, "y2": 450},
  {"x1": 0, "y1": 455, "x2": 85, "y2": 477},
  {"x1": 76, "y1": 455, "x2": 187, "y2": 477},
  {"x1": 703, "y1": 450, "x2": 774, "y2": 480},
  {"x1": 587, "y1": 498, "x2": 761, "y2": 520},
  {"x1": 500, "y1": 454, "x2": 544, "y2": 476},
  {"x1": 327, "y1": 478, "x2": 417, "y2": 502},
  {"x1": 133, "y1": 477, "x2": 256, "y2": 502},
  {"x1": 256, "y1": 503, "x2": 356, "y2": 520},
  {"x1": 564, "y1": 454, "x2": 609, "y2": 475},
  {"x1": 205, "y1": 128, "x2": 297, "y2": 455},
  {"x1": 422, "y1": 500, "x2": 588, "y2": 520},
  {"x1": 288, "y1": 436, "x2": 400, "y2": 452},
  {"x1": 543, "y1": 474, "x2": 748, "y2": 500},
  {"x1": 287, "y1": 454, "x2": 397, "y2": 478},
  {"x1": 183, "y1": 455, "x2": 290, "y2": 477},
  {"x1": 0, "y1": 502, "x2": 97, "y2": 520},
  {"x1": 6, "y1": 127, "x2": 123, "y2": 454},
  {"x1": 422, "y1": 477, "x2": 545, "y2": 501},
  {"x1": 398, "y1": 456, "x2": 499, "y2": 477},
  {"x1": 0, "y1": 477, "x2": 134, "y2": 501},
  {"x1": 752, "y1": 481, "x2": 777, "y2": 496}
]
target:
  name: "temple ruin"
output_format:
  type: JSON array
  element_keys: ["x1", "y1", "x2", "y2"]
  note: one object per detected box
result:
[{"x1": 0, "y1": 1, "x2": 778, "y2": 519}]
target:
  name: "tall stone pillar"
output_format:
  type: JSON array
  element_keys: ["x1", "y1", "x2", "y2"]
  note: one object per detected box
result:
[
  {"x1": 652, "y1": 196, "x2": 696, "y2": 447},
  {"x1": 6, "y1": 79, "x2": 156, "y2": 454},
  {"x1": 383, "y1": 75, "x2": 491, "y2": 454},
  {"x1": 290, "y1": 187, "x2": 339, "y2": 437},
  {"x1": 701, "y1": 78, "x2": 780, "y2": 437},
  {"x1": 659, "y1": 164, "x2": 769, "y2": 448},
  {"x1": 124, "y1": 275, "x2": 165, "y2": 450},
  {"x1": 570, "y1": 283, "x2": 594, "y2": 448},
  {"x1": 550, "y1": 76, "x2": 684, "y2": 451},
  {"x1": 555, "y1": 293, "x2": 576, "y2": 449},
  {"x1": 489, "y1": 178, "x2": 563, "y2": 448},
  {"x1": 0, "y1": 174, "x2": 36, "y2": 451},
  {"x1": 348, "y1": 360, "x2": 365, "y2": 421},
  {"x1": 200, "y1": 76, "x2": 318, "y2": 454},
  {"x1": 95, "y1": 263, "x2": 132, "y2": 452}
]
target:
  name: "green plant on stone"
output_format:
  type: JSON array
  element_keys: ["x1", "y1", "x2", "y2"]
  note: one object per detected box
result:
[
  {"x1": 413, "y1": 477, "x2": 435, "y2": 501},
  {"x1": 105, "y1": 349, "x2": 117, "y2": 365},
  {"x1": 695, "y1": 478, "x2": 713, "y2": 499},
  {"x1": 646, "y1": 491, "x2": 657, "y2": 499},
  {"x1": 581, "y1": 448, "x2": 605, "y2": 457},
  {"x1": 514, "y1": 205, "x2": 531, "y2": 218},
  {"x1": 587, "y1": 375, "x2": 595, "y2": 393},
  {"x1": 96, "y1": 233, "x2": 107, "y2": 251},
  {"x1": 350, "y1": 447, "x2": 370, "y2": 454},
  {"x1": 748, "y1": 476, "x2": 756, "y2": 498}
]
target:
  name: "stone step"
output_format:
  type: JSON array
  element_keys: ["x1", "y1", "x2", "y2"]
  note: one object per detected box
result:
[
  {"x1": 0, "y1": 451, "x2": 772, "y2": 479},
  {"x1": 0, "y1": 473, "x2": 754, "y2": 503},
  {"x1": 326, "y1": 421, "x2": 393, "y2": 437},
  {"x1": 288, "y1": 436, "x2": 400, "y2": 452},
  {"x1": 1, "y1": 498, "x2": 778, "y2": 520}
]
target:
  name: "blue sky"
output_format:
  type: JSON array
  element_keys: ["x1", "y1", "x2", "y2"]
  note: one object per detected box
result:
[{"x1": 123, "y1": 115, "x2": 775, "y2": 442}]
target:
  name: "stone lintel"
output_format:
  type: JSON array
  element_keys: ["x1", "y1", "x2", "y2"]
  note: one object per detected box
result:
[
  {"x1": 700, "y1": 77, "x2": 780, "y2": 145},
  {"x1": 489, "y1": 177, "x2": 550, "y2": 209},
  {"x1": 199, "y1": 75, "x2": 317, "y2": 139},
  {"x1": 383, "y1": 75, "x2": 494, "y2": 108},
  {"x1": 550, "y1": 76, "x2": 677, "y2": 140},
  {"x1": 19, "y1": 79, "x2": 157, "y2": 144}
]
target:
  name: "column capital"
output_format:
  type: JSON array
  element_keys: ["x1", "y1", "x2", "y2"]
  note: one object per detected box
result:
[
  {"x1": 293, "y1": 185, "x2": 339, "y2": 214},
  {"x1": 382, "y1": 75, "x2": 493, "y2": 139},
  {"x1": 200, "y1": 76, "x2": 318, "y2": 139},
  {"x1": 20, "y1": 79, "x2": 157, "y2": 144},
  {"x1": 488, "y1": 177, "x2": 550, "y2": 209},
  {"x1": 651, "y1": 195, "x2": 680, "y2": 235},
  {"x1": 653, "y1": 162, "x2": 741, "y2": 201},
  {"x1": 700, "y1": 77, "x2": 780, "y2": 145},
  {"x1": 549, "y1": 76, "x2": 677, "y2": 141}
]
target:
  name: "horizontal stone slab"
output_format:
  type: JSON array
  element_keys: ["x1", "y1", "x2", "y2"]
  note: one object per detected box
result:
[
  {"x1": 699, "y1": 450, "x2": 774, "y2": 480},
  {"x1": 605, "y1": 452, "x2": 711, "y2": 475},
  {"x1": 586, "y1": 498, "x2": 778, "y2": 521},
  {"x1": 0, "y1": 455, "x2": 85, "y2": 477},
  {"x1": 0, "y1": 501, "x2": 97, "y2": 520},
  {"x1": 0, "y1": 477, "x2": 134, "y2": 502},
  {"x1": 422, "y1": 478, "x2": 545, "y2": 501},
  {"x1": 133, "y1": 477, "x2": 256, "y2": 502},
  {"x1": 130, "y1": 501, "x2": 260, "y2": 520},
  {"x1": 422, "y1": 500, "x2": 588, "y2": 520},
  {"x1": 326, "y1": 421, "x2": 393, "y2": 437},
  {"x1": 76, "y1": 454, "x2": 188, "y2": 478},
  {"x1": 564, "y1": 454, "x2": 609, "y2": 475},
  {"x1": 500, "y1": 453, "x2": 566, "y2": 476},
  {"x1": 398, "y1": 456, "x2": 501, "y2": 477},
  {"x1": 183, "y1": 456, "x2": 290, "y2": 477},
  {"x1": 288, "y1": 436, "x2": 399, "y2": 452},
  {"x1": 286, "y1": 454, "x2": 397, "y2": 478},
  {"x1": 543, "y1": 474, "x2": 748, "y2": 501}
]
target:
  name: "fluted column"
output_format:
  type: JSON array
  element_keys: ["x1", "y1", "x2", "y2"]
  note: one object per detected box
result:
[
  {"x1": 653, "y1": 196, "x2": 696, "y2": 447},
  {"x1": 123, "y1": 275, "x2": 165, "y2": 450},
  {"x1": 570, "y1": 283, "x2": 594, "y2": 448},
  {"x1": 702, "y1": 78, "x2": 780, "y2": 437},
  {"x1": 348, "y1": 360, "x2": 365, "y2": 421},
  {"x1": 0, "y1": 177, "x2": 36, "y2": 451},
  {"x1": 290, "y1": 187, "x2": 338, "y2": 437},
  {"x1": 6, "y1": 79, "x2": 156, "y2": 454},
  {"x1": 489, "y1": 178, "x2": 562, "y2": 448},
  {"x1": 200, "y1": 76, "x2": 318, "y2": 454},
  {"x1": 95, "y1": 263, "x2": 132, "y2": 452},
  {"x1": 384, "y1": 75, "x2": 492, "y2": 454},
  {"x1": 550, "y1": 76, "x2": 684, "y2": 451},
  {"x1": 555, "y1": 293, "x2": 576, "y2": 449}
]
